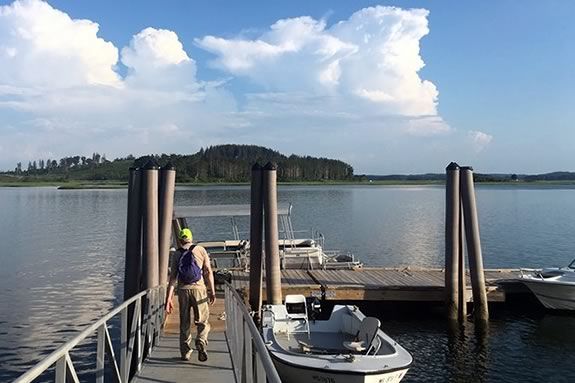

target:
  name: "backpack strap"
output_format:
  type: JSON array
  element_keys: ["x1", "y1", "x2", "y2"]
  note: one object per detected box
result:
[
  {"x1": 179, "y1": 245, "x2": 198, "y2": 268},
  {"x1": 179, "y1": 245, "x2": 196, "y2": 256}
]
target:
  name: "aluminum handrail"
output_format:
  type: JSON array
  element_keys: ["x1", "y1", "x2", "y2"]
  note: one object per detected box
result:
[
  {"x1": 224, "y1": 282, "x2": 281, "y2": 383},
  {"x1": 13, "y1": 286, "x2": 165, "y2": 383}
]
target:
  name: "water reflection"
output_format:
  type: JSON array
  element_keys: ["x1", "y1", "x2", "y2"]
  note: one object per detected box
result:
[
  {"x1": 2, "y1": 185, "x2": 575, "y2": 382},
  {"x1": 351, "y1": 291, "x2": 575, "y2": 382},
  {"x1": 0, "y1": 188, "x2": 125, "y2": 381},
  {"x1": 445, "y1": 321, "x2": 490, "y2": 383},
  {"x1": 535, "y1": 314, "x2": 575, "y2": 343}
]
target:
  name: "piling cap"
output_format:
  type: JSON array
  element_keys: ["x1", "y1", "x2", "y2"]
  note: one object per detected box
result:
[
  {"x1": 178, "y1": 228, "x2": 193, "y2": 242},
  {"x1": 161, "y1": 162, "x2": 175, "y2": 171},
  {"x1": 446, "y1": 162, "x2": 459, "y2": 171},
  {"x1": 252, "y1": 162, "x2": 262, "y2": 171},
  {"x1": 460, "y1": 166, "x2": 474, "y2": 171},
  {"x1": 264, "y1": 162, "x2": 277, "y2": 171},
  {"x1": 143, "y1": 159, "x2": 159, "y2": 170}
]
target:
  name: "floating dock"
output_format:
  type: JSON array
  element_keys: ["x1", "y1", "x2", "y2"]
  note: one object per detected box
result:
[
  {"x1": 129, "y1": 267, "x2": 524, "y2": 383},
  {"x1": 230, "y1": 267, "x2": 521, "y2": 302}
]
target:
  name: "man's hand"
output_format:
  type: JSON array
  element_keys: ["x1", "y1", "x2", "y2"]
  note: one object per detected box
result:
[
  {"x1": 208, "y1": 292, "x2": 216, "y2": 305},
  {"x1": 166, "y1": 298, "x2": 174, "y2": 314}
]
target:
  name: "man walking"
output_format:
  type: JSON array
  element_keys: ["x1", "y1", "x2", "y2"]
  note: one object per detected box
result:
[{"x1": 166, "y1": 228, "x2": 216, "y2": 362}]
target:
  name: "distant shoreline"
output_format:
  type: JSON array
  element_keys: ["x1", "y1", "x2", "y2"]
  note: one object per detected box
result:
[{"x1": 3, "y1": 179, "x2": 575, "y2": 189}]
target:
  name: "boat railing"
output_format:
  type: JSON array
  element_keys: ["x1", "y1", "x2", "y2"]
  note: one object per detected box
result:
[
  {"x1": 316, "y1": 231, "x2": 325, "y2": 248},
  {"x1": 224, "y1": 281, "x2": 281, "y2": 383},
  {"x1": 519, "y1": 268, "x2": 537, "y2": 275},
  {"x1": 13, "y1": 286, "x2": 165, "y2": 383}
]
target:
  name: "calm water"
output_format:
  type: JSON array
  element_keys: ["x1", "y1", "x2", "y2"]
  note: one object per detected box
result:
[{"x1": 1, "y1": 185, "x2": 575, "y2": 382}]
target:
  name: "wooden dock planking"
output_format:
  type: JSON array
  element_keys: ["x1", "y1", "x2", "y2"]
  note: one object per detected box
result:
[
  {"x1": 484, "y1": 269, "x2": 521, "y2": 284},
  {"x1": 309, "y1": 269, "x2": 446, "y2": 288},
  {"x1": 309, "y1": 269, "x2": 446, "y2": 301},
  {"x1": 230, "y1": 268, "x2": 522, "y2": 303},
  {"x1": 230, "y1": 270, "x2": 319, "y2": 288},
  {"x1": 230, "y1": 270, "x2": 321, "y2": 298}
]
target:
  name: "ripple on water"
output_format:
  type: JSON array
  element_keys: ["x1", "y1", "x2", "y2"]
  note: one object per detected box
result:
[
  {"x1": 3, "y1": 186, "x2": 575, "y2": 382},
  {"x1": 0, "y1": 267, "x2": 122, "y2": 381}
]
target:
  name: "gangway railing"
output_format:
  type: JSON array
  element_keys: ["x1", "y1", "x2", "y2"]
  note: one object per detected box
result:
[
  {"x1": 13, "y1": 286, "x2": 165, "y2": 383},
  {"x1": 224, "y1": 282, "x2": 281, "y2": 383}
]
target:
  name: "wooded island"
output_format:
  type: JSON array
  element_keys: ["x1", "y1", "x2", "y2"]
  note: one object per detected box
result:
[
  {"x1": 2, "y1": 144, "x2": 575, "y2": 186},
  {"x1": 1, "y1": 144, "x2": 353, "y2": 183}
]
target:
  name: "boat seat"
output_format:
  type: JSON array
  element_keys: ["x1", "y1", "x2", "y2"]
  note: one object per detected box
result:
[
  {"x1": 343, "y1": 317, "x2": 381, "y2": 354},
  {"x1": 284, "y1": 294, "x2": 310, "y2": 339}
]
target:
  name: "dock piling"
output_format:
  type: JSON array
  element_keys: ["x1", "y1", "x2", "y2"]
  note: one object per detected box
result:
[
  {"x1": 460, "y1": 166, "x2": 489, "y2": 322},
  {"x1": 263, "y1": 162, "x2": 282, "y2": 305},
  {"x1": 458, "y1": 206, "x2": 467, "y2": 321},
  {"x1": 123, "y1": 167, "x2": 143, "y2": 380},
  {"x1": 249, "y1": 163, "x2": 264, "y2": 315},
  {"x1": 158, "y1": 164, "x2": 176, "y2": 287},
  {"x1": 142, "y1": 161, "x2": 160, "y2": 290},
  {"x1": 124, "y1": 167, "x2": 142, "y2": 301},
  {"x1": 445, "y1": 162, "x2": 461, "y2": 321}
]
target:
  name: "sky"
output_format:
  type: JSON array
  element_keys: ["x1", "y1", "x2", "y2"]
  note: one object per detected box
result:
[{"x1": 0, "y1": 0, "x2": 574, "y2": 174}]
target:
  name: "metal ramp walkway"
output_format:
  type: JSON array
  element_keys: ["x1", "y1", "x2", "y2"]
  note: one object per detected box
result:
[
  {"x1": 133, "y1": 331, "x2": 234, "y2": 383},
  {"x1": 12, "y1": 283, "x2": 280, "y2": 383}
]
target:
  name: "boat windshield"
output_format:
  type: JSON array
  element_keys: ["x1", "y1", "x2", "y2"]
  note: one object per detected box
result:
[{"x1": 569, "y1": 259, "x2": 575, "y2": 269}]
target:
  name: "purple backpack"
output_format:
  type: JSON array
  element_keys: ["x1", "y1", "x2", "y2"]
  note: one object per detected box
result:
[{"x1": 177, "y1": 246, "x2": 202, "y2": 284}]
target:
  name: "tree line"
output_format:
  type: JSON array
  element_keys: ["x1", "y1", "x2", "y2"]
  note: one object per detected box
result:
[
  {"x1": 135, "y1": 145, "x2": 354, "y2": 182},
  {"x1": 7, "y1": 145, "x2": 354, "y2": 182},
  {"x1": 14, "y1": 152, "x2": 109, "y2": 175}
]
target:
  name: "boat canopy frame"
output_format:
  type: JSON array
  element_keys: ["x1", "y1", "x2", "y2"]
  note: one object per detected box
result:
[{"x1": 173, "y1": 203, "x2": 322, "y2": 246}]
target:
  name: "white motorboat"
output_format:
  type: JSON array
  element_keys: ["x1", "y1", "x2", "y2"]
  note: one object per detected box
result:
[
  {"x1": 261, "y1": 295, "x2": 413, "y2": 383},
  {"x1": 518, "y1": 259, "x2": 575, "y2": 310},
  {"x1": 173, "y1": 203, "x2": 362, "y2": 270}
]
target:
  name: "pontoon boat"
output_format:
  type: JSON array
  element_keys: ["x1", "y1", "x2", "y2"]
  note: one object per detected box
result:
[{"x1": 173, "y1": 204, "x2": 362, "y2": 270}]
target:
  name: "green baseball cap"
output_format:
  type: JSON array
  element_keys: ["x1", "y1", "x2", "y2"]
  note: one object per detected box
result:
[{"x1": 178, "y1": 228, "x2": 192, "y2": 241}]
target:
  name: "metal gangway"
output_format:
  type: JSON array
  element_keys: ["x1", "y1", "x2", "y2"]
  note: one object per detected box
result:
[{"x1": 12, "y1": 282, "x2": 280, "y2": 383}]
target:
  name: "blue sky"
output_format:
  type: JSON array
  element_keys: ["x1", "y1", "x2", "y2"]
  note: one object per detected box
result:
[{"x1": 0, "y1": 0, "x2": 574, "y2": 174}]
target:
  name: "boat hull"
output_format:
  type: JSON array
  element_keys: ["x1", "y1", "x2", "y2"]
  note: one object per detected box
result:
[
  {"x1": 521, "y1": 279, "x2": 575, "y2": 310},
  {"x1": 262, "y1": 304, "x2": 412, "y2": 383},
  {"x1": 272, "y1": 354, "x2": 409, "y2": 383}
]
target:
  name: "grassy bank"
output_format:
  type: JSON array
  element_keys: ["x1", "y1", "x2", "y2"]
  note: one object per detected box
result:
[
  {"x1": 0, "y1": 179, "x2": 127, "y2": 189},
  {"x1": 4, "y1": 178, "x2": 575, "y2": 189},
  {"x1": 57, "y1": 183, "x2": 127, "y2": 190},
  {"x1": 1, "y1": 179, "x2": 442, "y2": 188}
]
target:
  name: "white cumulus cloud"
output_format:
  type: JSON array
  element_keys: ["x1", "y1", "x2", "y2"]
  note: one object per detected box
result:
[
  {"x1": 0, "y1": 0, "x2": 120, "y2": 88},
  {"x1": 122, "y1": 27, "x2": 191, "y2": 69},
  {"x1": 0, "y1": 1, "x2": 456, "y2": 173},
  {"x1": 468, "y1": 130, "x2": 493, "y2": 152},
  {"x1": 406, "y1": 116, "x2": 451, "y2": 137},
  {"x1": 0, "y1": 0, "x2": 228, "y2": 168},
  {"x1": 193, "y1": 5, "x2": 451, "y2": 167},
  {"x1": 196, "y1": 7, "x2": 439, "y2": 117},
  {"x1": 121, "y1": 27, "x2": 200, "y2": 93}
]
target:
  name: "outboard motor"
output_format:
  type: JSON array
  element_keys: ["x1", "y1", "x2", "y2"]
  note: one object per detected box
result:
[{"x1": 307, "y1": 296, "x2": 322, "y2": 321}]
